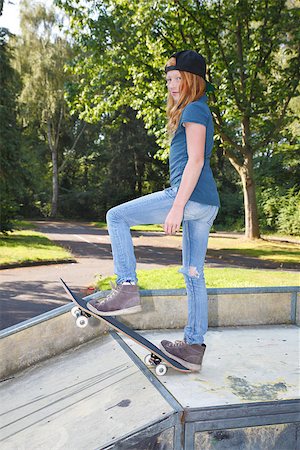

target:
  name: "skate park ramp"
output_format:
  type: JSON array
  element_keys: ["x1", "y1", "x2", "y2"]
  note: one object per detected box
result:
[{"x1": 1, "y1": 325, "x2": 299, "y2": 449}]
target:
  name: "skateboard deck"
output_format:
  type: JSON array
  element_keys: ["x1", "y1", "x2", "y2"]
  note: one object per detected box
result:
[{"x1": 60, "y1": 279, "x2": 190, "y2": 374}]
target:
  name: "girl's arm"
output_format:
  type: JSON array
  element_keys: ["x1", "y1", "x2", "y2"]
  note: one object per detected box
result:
[{"x1": 164, "y1": 122, "x2": 206, "y2": 235}]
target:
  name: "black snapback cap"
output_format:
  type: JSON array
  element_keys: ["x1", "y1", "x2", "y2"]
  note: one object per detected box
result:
[{"x1": 165, "y1": 50, "x2": 215, "y2": 92}]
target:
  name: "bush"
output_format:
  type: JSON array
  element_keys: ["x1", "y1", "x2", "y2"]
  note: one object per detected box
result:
[
  {"x1": 258, "y1": 186, "x2": 300, "y2": 235},
  {"x1": 214, "y1": 186, "x2": 244, "y2": 231},
  {"x1": 0, "y1": 197, "x2": 18, "y2": 233},
  {"x1": 276, "y1": 188, "x2": 300, "y2": 236},
  {"x1": 258, "y1": 187, "x2": 282, "y2": 231}
]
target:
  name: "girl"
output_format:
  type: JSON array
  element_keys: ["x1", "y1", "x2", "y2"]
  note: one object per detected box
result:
[{"x1": 88, "y1": 50, "x2": 220, "y2": 372}]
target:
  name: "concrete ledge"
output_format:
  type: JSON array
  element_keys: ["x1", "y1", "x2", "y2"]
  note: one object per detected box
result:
[
  {"x1": 0, "y1": 286, "x2": 299, "y2": 379},
  {"x1": 0, "y1": 310, "x2": 107, "y2": 380}
]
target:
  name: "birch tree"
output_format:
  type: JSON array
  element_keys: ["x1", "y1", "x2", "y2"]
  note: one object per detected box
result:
[{"x1": 15, "y1": 0, "x2": 86, "y2": 216}]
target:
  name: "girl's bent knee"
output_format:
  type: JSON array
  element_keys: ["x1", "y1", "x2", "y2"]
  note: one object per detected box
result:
[
  {"x1": 106, "y1": 205, "x2": 129, "y2": 227},
  {"x1": 106, "y1": 206, "x2": 118, "y2": 223}
]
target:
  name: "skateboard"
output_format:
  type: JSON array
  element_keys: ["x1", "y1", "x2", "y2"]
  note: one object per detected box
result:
[{"x1": 60, "y1": 279, "x2": 190, "y2": 376}]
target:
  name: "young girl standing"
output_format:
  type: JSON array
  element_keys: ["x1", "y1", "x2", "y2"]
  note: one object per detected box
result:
[{"x1": 88, "y1": 50, "x2": 220, "y2": 372}]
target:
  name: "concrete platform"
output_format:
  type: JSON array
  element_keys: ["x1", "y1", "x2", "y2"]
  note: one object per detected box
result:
[
  {"x1": 0, "y1": 326, "x2": 299, "y2": 449},
  {"x1": 123, "y1": 326, "x2": 300, "y2": 407},
  {"x1": 0, "y1": 334, "x2": 176, "y2": 449}
]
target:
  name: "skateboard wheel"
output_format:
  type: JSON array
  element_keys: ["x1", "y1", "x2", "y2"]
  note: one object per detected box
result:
[
  {"x1": 71, "y1": 306, "x2": 81, "y2": 318},
  {"x1": 76, "y1": 315, "x2": 88, "y2": 328},
  {"x1": 155, "y1": 364, "x2": 167, "y2": 376},
  {"x1": 144, "y1": 354, "x2": 155, "y2": 366}
]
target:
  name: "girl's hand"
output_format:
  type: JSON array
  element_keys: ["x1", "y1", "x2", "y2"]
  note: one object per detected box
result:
[{"x1": 164, "y1": 205, "x2": 184, "y2": 235}]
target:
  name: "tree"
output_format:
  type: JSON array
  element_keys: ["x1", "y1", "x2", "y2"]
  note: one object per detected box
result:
[
  {"x1": 0, "y1": 28, "x2": 23, "y2": 232},
  {"x1": 14, "y1": 0, "x2": 86, "y2": 217},
  {"x1": 57, "y1": 0, "x2": 300, "y2": 238},
  {"x1": 58, "y1": 107, "x2": 168, "y2": 220}
]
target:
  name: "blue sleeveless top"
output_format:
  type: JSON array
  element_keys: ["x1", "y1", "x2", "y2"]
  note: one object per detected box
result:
[{"x1": 169, "y1": 94, "x2": 220, "y2": 207}]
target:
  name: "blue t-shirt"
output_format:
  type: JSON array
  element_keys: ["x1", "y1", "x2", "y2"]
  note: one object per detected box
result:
[{"x1": 169, "y1": 94, "x2": 220, "y2": 207}]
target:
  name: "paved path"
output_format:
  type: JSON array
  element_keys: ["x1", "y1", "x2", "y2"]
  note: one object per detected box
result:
[
  {"x1": 1, "y1": 221, "x2": 298, "y2": 330},
  {"x1": 0, "y1": 221, "x2": 184, "y2": 330}
]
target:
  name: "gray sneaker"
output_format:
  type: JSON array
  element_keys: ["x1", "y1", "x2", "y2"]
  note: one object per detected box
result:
[
  {"x1": 159, "y1": 340, "x2": 206, "y2": 372},
  {"x1": 87, "y1": 282, "x2": 142, "y2": 316}
]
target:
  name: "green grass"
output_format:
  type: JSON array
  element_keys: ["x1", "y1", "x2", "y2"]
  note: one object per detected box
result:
[
  {"x1": 91, "y1": 222, "x2": 165, "y2": 232},
  {"x1": 96, "y1": 266, "x2": 299, "y2": 290},
  {"x1": 207, "y1": 236, "x2": 300, "y2": 264},
  {"x1": 12, "y1": 220, "x2": 38, "y2": 230},
  {"x1": 0, "y1": 229, "x2": 73, "y2": 266}
]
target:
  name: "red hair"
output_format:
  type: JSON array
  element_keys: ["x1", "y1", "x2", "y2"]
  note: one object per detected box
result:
[{"x1": 166, "y1": 57, "x2": 206, "y2": 135}]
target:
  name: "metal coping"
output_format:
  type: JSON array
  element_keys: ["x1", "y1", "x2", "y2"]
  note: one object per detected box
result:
[
  {"x1": 184, "y1": 398, "x2": 300, "y2": 422},
  {"x1": 111, "y1": 331, "x2": 183, "y2": 414},
  {"x1": 184, "y1": 399, "x2": 300, "y2": 449},
  {"x1": 109, "y1": 330, "x2": 183, "y2": 450},
  {"x1": 88, "y1": 285, "x2": 300, "y2": 299},
  {"x1": 1, "y1": 285, "x2": 299, "y2": 340}
]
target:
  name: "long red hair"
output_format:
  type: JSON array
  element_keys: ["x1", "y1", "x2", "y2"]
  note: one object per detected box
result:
[{"x1": 166, "y1": 57, "x2": 206, "y2": 135}]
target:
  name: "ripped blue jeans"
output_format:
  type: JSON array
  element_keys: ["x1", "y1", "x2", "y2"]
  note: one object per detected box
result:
[{"x1": 106, "y1": 186, "x2": 219, "y2": 345}]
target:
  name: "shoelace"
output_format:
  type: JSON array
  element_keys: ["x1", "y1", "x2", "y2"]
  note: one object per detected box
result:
[
  {"x1": 106, "y1": 281, "x2": 120, "y2": 300},
  {"x1": 96, "y1": 281, "x2": 119, "y2": 304},
  {"x1": 171, "y1": 340, "x2": 186, "y2": 347}
]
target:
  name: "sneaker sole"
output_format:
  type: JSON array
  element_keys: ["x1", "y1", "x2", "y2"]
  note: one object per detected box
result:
[
  {"x1": 87, "y1": 303, "x2": 142, "y2": 316},
  {"x1": 158, "y1": 343, "x2": 202, "y2": 372}
]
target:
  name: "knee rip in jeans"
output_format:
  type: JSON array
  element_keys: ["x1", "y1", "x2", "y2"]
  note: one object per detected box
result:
[
  {"x1": 179, "y1": 266, "x2": 201, "y2": 278},
  {"x1": 189, "y1": 266, "x2": 200, "y2": 277}
]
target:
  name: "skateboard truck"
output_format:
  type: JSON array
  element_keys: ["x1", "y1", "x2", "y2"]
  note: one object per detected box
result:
[
  {"x1": 71, "y1": 306, "x2": 91, "y2": 328},
  {"x1": 144, "y1": 353, "x2": 168, "y2": 376}
]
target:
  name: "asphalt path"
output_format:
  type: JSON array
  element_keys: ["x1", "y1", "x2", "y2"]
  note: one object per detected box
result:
[
  {"x1": 1, "y1": 221, "x2": 298, "y2": 330},
  {"x1": 0, "y1": 221, "x2": 184, "y2": 330}
]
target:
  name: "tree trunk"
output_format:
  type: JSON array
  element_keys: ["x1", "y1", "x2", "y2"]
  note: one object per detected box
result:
[
  {"x1": 47, "y1": 110, "x2": 64, "y2": 218},
  {"x1": 50, "y1": 145, "x2": 58, "y2": 217},
  {"x1": 239, "y1": 156, "x2": 260, "y2": 239}
]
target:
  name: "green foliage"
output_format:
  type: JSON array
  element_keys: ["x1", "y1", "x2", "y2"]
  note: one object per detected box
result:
[
  {"x1": 17, "y1": 0, "x2": 68, "y2": 123},
  {"x1": 14, "y1": 0, "x2": 80, "y2": 217},
  {"x1": 56, "y1": 0, "x2": 300, "y2": 237},
  {"x1": 0, "y1": 29, "x2": 23, "y2": 233},
  {"x1": 8, "y1": 0, "x2": 169, "y2": 223},
  {"x1": 258, "y1": 187, "x2": 281, "y2": 230},
  {"x1": 277, "y1": 188, "x2": 300, "y2": 235},
  {"x1": 257, "y1": 188, "x2": 300, "y2": 236},
  {"x1": 58, "y1": 107, "x2": 168, "y2": 219},
  {"x1": 0, "y1": 199, "x2": 18, "y2": 234},
  {"x1": 255, "y1": 121, "x2": 300, "y2": 234},
  {"x1": 57, "y1": 0, "x2": 299, "y2": 150},
  {"x1": 211, "y1": 145, "x2": 244, "y2": 230},
  {"x1": 2, "y1": 0, "x2": 297, "y2": 234}
]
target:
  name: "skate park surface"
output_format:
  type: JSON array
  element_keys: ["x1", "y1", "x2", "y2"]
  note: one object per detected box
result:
[
  {"x1": 1, "y1": 287, "x2": 299, "y2": 449},
  {"x1": 1, "y1": 221, "x2": 299, "y2": 449}
]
